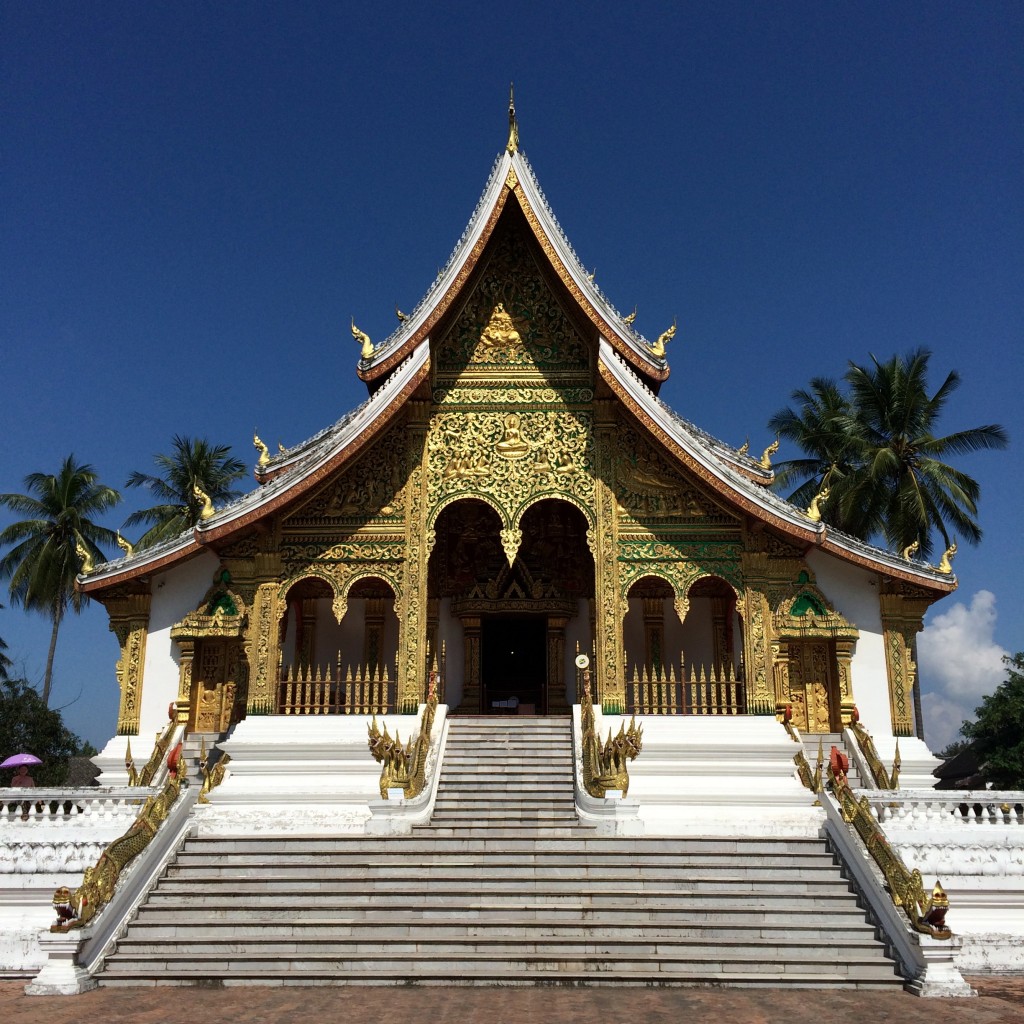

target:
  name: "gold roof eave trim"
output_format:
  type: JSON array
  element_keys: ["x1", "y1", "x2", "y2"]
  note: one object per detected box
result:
[
  {"x1": 358, "y1": 150, "x2": 670, "y2": 387},
  {"x1": 81, "y1": 347, "x2": 432, "y2": 593},
  {"x1": 597, "y1": 343, "x2": 957, "y2": 596}
]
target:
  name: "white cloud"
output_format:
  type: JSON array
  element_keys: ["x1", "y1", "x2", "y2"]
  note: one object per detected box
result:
[{"x1": 918, "y1": 590, "x2": 1009, "y2": 751}]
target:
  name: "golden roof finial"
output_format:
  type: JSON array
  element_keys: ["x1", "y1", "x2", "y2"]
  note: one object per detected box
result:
[
  {"x1": 901, "y1": 539, "x2": 920, "y2": 561},
  {"x1": 737, "y1": 438, "x2": 750, "y2": 456},
  {"x1": 352, "y1": 318, "x2": 374, "y2": 360},
  {"x1": 115, "y1": 532, "x2": 134, "y2": 557},
  {"x1": 651, "y1": 319, "x2": 677, "y2": 359},
  {"x1": 622, "y1": 306, "x2": 637, "y2": 326},
  {"x1": 507, "y1": 82, "x2": 519, "y2": 154},
  {"x1": 760, "y1": 436, "x2": 780, "y2": 470},
  {"x1": 75, "y1": 539, "x2": 94, "y2": 573},
  {"x1": 395, "y1": 305, "x2": 408, "y2": 323},
  {"x1": 193, "y1": 483, "x2": 215, "y2": 521},
  {"x1": 938, "y1": 541, "x2": 958, "y2": 574},
  {"x1": 806, "y1": 485, "x2": 830, "y2": 523},
  {"x1": 253, "y1": 432, "x2": 270, "y2": 469}
]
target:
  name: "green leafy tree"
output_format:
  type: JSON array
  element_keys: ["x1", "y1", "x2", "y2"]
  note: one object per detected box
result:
[
  {"x1": 123, "y1": 435, "x2": 246, "y2": 549},
  {"x1": 0, "y1": 676, "x2": 95, "y2": 785},
  {"x1": 771, "y1": 349, "x2": 1008, "y2": 558},
  {"x1": 0, "y1": 457, "x2": 121, "y2": 705},
  {"x1": 961, "y1": 653, "x2": 1024, "y2": 789}
]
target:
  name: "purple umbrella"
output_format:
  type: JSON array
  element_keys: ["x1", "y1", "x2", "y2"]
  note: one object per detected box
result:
[{"x1": 0, "y1": 753, "x2": 43, "y2": 769}]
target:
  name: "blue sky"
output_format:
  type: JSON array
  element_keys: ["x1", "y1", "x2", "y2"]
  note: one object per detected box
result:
[{"x1": 2, "y1": 2, "x2": 1021, "y2": 752}]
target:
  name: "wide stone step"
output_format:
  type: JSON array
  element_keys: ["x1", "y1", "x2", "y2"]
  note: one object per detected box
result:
[
  {"x1": 144, "y1": 887, "x2": 857, "y2": 909},
  {"x1": 97, "y1": 970, "x2": 900, "y2": 989},
  {"x1": 169, "y1": 848, "x2": 837, "y2": 870},
  {"x1": 153, "y1": 868, "x2": 856, "y2": 892},
  {"x1": 177, "y1": 837, "x2": 834, "y2": 855},
  {"x1": 111, "y1": 935, "x2": 890, "y2": 962},
  {"x1": 119, "y1": 916, "x2": 876, "y2": 939},
  {"x1": 427, "y1": 810, "x2": 579, "y2": 822},
  {"x1": 99, "y1": 949, "x2": 898, "y2": 979}
]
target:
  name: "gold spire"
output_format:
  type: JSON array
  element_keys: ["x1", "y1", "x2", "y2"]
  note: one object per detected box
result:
[{"x1": 507, "y1": 83, "x2": 519, "y2": 154}]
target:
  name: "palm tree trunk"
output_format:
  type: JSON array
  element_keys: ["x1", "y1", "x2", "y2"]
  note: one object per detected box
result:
[{"x1": 41, "y1": 607, "x2": 62, "y2": 706}]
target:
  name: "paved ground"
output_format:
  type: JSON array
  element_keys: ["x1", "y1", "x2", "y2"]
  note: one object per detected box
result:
[{"x1": 3, "y1": 978, "x2": 1024, "y2": 1024}]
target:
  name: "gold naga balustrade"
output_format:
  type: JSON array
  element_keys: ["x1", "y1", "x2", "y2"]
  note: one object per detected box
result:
[
  {"x1": 50, "y1": 758, "x2": 187, "y2": 931},
  {"x1": 625, "y1": 659, "x2": 745, "y2": 716},
  {"x1": 366, "y1": 666, "x2": 440, "y2": 799},
  {"x1": 277, "y1": 657, "x2": 396, "y2": 716},
  {"x1": 795, "y1": 746, "x2": 951, "y2": 939},
  {"x1": 850, "y1": 714, "x2": 901, "y2": 789},
  {"x1": 124, "y1": 715, "x2": 178, "y2": 787},
  {"x1": 580, "y1": 659, "x2": 643, "y2": 797},
  {"x1": 197, "y1": 738, "x2": 232, "y2": 805}
]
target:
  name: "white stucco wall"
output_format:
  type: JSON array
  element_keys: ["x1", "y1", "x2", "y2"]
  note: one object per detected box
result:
[
  {"x1": 804, "y1": 549, "x2": 896, "y2": 739},
  {"x1": 138, "y1": 550, "x2": 222, "y2": 738}
]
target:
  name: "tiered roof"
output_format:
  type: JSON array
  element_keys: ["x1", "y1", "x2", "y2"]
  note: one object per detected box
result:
[{"x1": 81, "y1": 123, "x2": 957, "y2": 597}]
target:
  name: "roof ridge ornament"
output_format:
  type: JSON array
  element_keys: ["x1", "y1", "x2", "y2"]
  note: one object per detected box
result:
[{"x1": 507, "y1": 83, "x2": 519, "y2": 154}]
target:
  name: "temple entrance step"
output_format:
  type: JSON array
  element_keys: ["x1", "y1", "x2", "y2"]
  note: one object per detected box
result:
[
  {"x1": 97, "y1": 832, "x2": 901, "y2": 989},
  {"x1": 422, "y1": 717, "x2": 576, "y2": 834},
  {"x1": 179, "y1": 731, "x2": 226, "y2": 781},
  {"x1": 95, "y1": 718, "x2": 902, "y2": 989},
  {"x1": 801, "y1": 732, "x2": 862, "y2": 787}
]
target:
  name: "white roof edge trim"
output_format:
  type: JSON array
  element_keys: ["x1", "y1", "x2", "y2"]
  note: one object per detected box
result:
[
  {"x1": 80, "y1": 530, "x2": 198, "y2": 585},
  {"x1": 512, "y1": 152, "x2": 664, "y2": 367},
  {"x1": 196, "y1": 342, "x2": 431, "y2": 534},
  {"x1": 365, "y1": 152, "x2": 511, "y2": 367},
  {"x1": 598, "y1": 338, "x2": 817, "y2": 533},
  {"x1": 600, "y1": 339, "x2": 954, "y2": 584}
]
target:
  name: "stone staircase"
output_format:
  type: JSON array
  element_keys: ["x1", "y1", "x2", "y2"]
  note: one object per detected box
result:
[
  {"x1": 179, "y1": 730, "x2": 226, "y2": 782},
  {"x1": 98, "y1": 716, "x2": 901, "y2": 988},
  {"x1": 802, "y1": 732, "x2": 862, "y2": 787}
]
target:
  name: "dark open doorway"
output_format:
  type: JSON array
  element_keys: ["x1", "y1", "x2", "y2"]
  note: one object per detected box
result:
[{"x1": 481, "y1": 617, "x2": 547, "y2": 714}]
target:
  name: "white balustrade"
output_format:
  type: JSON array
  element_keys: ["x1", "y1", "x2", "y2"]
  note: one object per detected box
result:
[
  {"x1": 862, "y1": 790, "x2": 1024, "y2": 829},
  {"x1": 0, "y1": 787, "x2": 155, "y2": 829}
]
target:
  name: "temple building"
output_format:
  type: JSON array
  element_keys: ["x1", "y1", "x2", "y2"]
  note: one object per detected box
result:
[
  {"x1": 79, "y1": 107, "x2": 957, "y2": 753},
  {"x1": 18, "y1": 106, "x2": 1023, "y2": 997}
]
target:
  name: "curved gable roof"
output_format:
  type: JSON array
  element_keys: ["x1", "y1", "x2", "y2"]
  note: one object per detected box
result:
[{"x1": 81, "y1": 136, "x2": 958, "y2": 599}]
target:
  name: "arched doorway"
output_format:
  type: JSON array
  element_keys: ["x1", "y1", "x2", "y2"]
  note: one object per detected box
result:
[
  {"x1": 278, "y1": 574, "x2": 399, "y2": 714},
  {"x1": 623, "y1": 573, "x2": 745, "y2": 715},
  {"x1": 429, "y1": 498, "x2": 594, "y2": 714}
]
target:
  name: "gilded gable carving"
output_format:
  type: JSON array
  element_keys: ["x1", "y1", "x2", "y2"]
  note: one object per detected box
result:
[
  {"x1": 434, "y1": 223, "x2": 590, "y2": 377},
  {"x1": 285, "y1": 425, "x2": 410, "y2": 528},
  {"x1": 614, "y1": 423, "x2": 738, "y2": 527},
  {"x1": 426, "y1": 408, "x2": 595, "y2": 527}
]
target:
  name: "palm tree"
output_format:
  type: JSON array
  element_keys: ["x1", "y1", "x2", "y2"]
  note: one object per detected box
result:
[
  {"x1": 0, "y1": 604, "x2": 12, "y2": 681},
  {"x1": 842, "y1": 349, "x2": 1007, "y2": 557},
  {"x1": 770, "y1": 349, "x2": 1008, "y2": 559},
  {"x1": 768, "y1": 377, "x2": 861, "y2": 528},
  {"x1": 0, "y1": 457, "x2": 121, "y2": 704},
  {"x1": 124, "y1": 435, "x2": 246, "y2": 548}
]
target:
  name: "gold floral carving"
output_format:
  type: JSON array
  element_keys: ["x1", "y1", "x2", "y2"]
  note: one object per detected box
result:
[
  {"x1": 287, "y1": 426, "x2": 409, "y2": 525},
  {"x1": 398, "y1": 405, "x2": 431, "y2": 712},
  {"x1": 593, "y1": 427, "x2": 624, "y2": 711},
  {"x1": 107, "y1": 594, "x2": 151, "y2": 736},
  {"x1": 245, "y1": 583, "x2": 281, "y2": 715},
  {"x1": 426, "y1": 408, "x2": 595, "y2": 529},
  {"x1": 433, "y1": 386, "x2": 594, "y2": 406},
  {"x1": 434, "y1": 223, "x2": 590, "y2": 376},
  {"x1": 614, "y1": 425, "x2": 737, "y2": 525}
]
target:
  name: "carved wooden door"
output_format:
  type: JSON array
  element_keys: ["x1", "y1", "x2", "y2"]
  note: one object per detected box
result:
[
  {"x1": 190, "y1": 639, "x2": 239, "y2": 733},
  {"x1": 787, "y1": 640, "x2": 837, "y2": 733}
]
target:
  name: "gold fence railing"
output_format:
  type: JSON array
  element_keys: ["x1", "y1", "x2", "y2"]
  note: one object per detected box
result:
[
  {"x1": 277, "y1": 661, "x2": 396, "y2": 716},
  {"x1": 625, "y1": 662, "x2": 745, "y2": 715}
]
